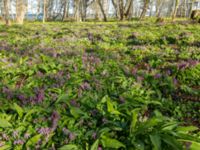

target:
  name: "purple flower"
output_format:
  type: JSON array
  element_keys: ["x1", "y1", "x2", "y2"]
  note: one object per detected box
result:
[
  {"x1": 178, "y1": 61, "x2": 188, "y2": 70},
  {"x1": 13, "y1": 139, "x2": 24, "y2": 145},
  {"x1": 98, "y1": 146, "x2": 103, "y2": 150},
  {"x1": 154, "y1": 73, "x2": 162, "y2": 79},
  {"x1": 166, "y1": 70, "x2": 172, "y2": 75},
  {"x1": 2, "y1": 133, "x2": 9, "y2": 141},
  {"x1": 92, "y1": 132, "x2": 97, "y2": 139},
  {"x1": 66, "y1": 73, "x2": 71, "y2": 80},
  {"x1": 62, "y1": 128, "x2": 70, "y2": 135},
  {"x1": 51, "y1": 111, "x2": 60, "y2": 130},
  {"x1": 0, "y1": 142, "x2": 5, "y2": 147},
  {"x1": 173, "y1": 78, "x2": 178, "y2": 86},
  {"x1": 131, "y1": 68, "x2": 138, "y2": 76},
  {"x1": 2, "y1": 87, "x2": 13, "y2": 99},
  {"x1": 136, "y1": 76, "x2": 144, "y2": 83},
  {"x1": 24, "y1": 133, "x2": 30, "y2": 139},
  {"x1": 70, "y1": 99, "x2": 80, "y2": 107},
  {"x1": 36, "y1": 89, "x2": 45, "y2": 103},
  {"x1": 37, "y1": 127, "x2": 51, "y2": 136},
  {"x1": 69, "y1": 132, "x2": 76, "y2": 141},
  {"x1": 12, "y1": 130, "x2": 19, "y2": 138},
  {"x1": 80, "y1": 82, "x2": 91, "y2": 90}
]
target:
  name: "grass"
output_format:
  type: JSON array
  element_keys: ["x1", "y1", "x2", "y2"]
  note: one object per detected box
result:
[{"x1": 0, "y1": 20, "x2": 200, "y2": 149}]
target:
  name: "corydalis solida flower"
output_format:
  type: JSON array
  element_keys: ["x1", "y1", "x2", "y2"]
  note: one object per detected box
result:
[{"x1": 51, "y1": 111, "x2": 60, "y2": 130}]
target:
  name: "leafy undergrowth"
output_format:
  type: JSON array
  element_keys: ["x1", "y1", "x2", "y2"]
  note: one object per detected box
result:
[{"x1": 0, "y1": 21, "x2": 200, "y2": 150}]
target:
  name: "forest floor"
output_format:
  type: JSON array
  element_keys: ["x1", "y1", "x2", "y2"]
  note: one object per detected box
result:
[{"x1": 0, "y1": 21, "x2": 200, "y2": 149}]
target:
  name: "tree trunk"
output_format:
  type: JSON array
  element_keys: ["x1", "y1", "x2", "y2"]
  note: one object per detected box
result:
[
  {"x1": 62, "y1": 0, "x2": 67, "y2": 21},
  {"x1": 43, "y1": 0, "x2": 46, "y2": 23},
  {"x1": 16, "y1": 0, "x2": 27, "y2": 24},
  {"x1": 172, "y1": 0, "x2": 180, "y2": 21},
  {"x1": 3, "y1": 0, "x2": 10, "y2": 25},
  {"x1": 97, "y1": 0, "x2": 107, "y2": 21},
  {"x1": 124, "y1": 0, "x2": 133, "y2": 19},
  {"x1": 140, "y1": 0, "x2": 150, "y2": 20}
]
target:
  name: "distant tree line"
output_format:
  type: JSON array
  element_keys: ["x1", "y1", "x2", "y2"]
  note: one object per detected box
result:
[{"x1": 0, "y1": 0, "x2": 199, "y2": 25}]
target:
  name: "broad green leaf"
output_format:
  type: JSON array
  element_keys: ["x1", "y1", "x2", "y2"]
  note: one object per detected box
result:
[
  {"x1": 56, "y1": 94, "x2": 69, "y2": 104},
  {"x1": 107, "y1": 99, "x2": 121, "y2": 115},
  {"x1": 58, "y1": 144, "x2": 79, "y2": 150},
  {"x1": 0, "y1": 144, "x2": 11, "y2": 150},
  {"x1": 90, "y1": 139, "x2": 99, "y2": 150},
  {"x1": 161, "y1": 134, "x2": 182, "y2": 150},
  {"x1": 26, "y1": 134, "x2": 42, "y2": 148},
  {"x1": 101, "y1": 136, "x2": 125, "y2": 149},
  {"x1": 150, "y1": 134, "x2": 161, "y2": 150},
  {"x1": 13, "y1": 103, "x2": 23, "y2": 118},
  {"x1": 0, "y1": 118, "x2": 12, "y2": 128},
  {"x1": 176, "y1": 126, "x2": 198, "y2": 133},
  {"x1": 162, "y1": 122, "x2": 178, "y2": 131},
  {"x1": 178, "y1": 139, "x2": 200, "y2": 150},
  {"x1": 23, "y1": 109, "x2": 37, "y2": 122},
  {"x1": 70, "y1": 107, "x2": 84, "y2": 119},
  {"x1": 130, "y1": 108, "x2": 140, "y2": 133}
]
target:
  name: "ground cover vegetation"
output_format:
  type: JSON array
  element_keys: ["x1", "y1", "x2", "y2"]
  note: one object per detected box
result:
[{"x1": 0, "y1": 20, "x2": 200, "y2": 149}]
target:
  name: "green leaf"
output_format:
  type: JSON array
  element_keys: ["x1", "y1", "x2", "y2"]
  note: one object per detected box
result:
[
  {"x1": 26, "y1": 134, "x2": 42, "y2": 148},
  {"x1": 178, "y1": 139, "x2": 200, "y2": 150},
  {"x1": 0, "y1": 118, "x2": 12, "y2": 128},
  {"x1": 58, "y1": 144, "x2": 79, "y2": 150},
  {"x1": 0, "y1": 145, "x2": 11, "y2": 150},
  {"x1": 150, "y1": 134, "x2": 161, "y2": 150},
  {"x1": 23, "y1": 109, "x2": 37, "y2": 122},
  {"x1": 13, "y1": 103, "x2": 23, "y2": 118},
  {"x1": 90, "y1": 139, "x2": 99, "y2": 150},
  {"x1": 107, "y1": 98, "x2": 121, "y2": 115},
  {"x1": 130, "y1": 108, "x2": 140, "y2": 133},
  {"x1": 161, "y1": 134, "x2": 182, "y2": 150},
  {"x1": 101, "y1": 136, "x2": 125, "y2": 149},
  {"x1": 176, "y1": 126, "x2": 198, "y2": 133},
  {"x1": 70, "y1": 107, "x2": 84, "y2": 119},
  {"x1": 56, "y1": 94, "x2": 69, "y2": 104}
]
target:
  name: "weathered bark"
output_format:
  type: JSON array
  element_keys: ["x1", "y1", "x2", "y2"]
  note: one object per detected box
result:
[
  {"x1": 140, "y1": 0, "x2": 150, "y2": 20},
  {"x1": 124, "y1": 0, "x2": 133, "y2": 19},
  {"x1": 172, "y1": 0, "x2": 180, "y2": 21},
  {"x1": 97, "y1": 0, "x2": 107, "y2": 21},
  {"x1": 43, "y1": 0, "x2": 46, "y2": 23},
  {"x1": 16, "y1": 0, "x2": 27, "y2": 24},
  {"x1": 62, "y1": 0, "x2": 68, "y2": 21},
  {"x1": 3, "y1": 0, "x2": 10, "y2": 25},
  {"x1": 74, "y1": 0, "x2": 82, "y2": 22}
]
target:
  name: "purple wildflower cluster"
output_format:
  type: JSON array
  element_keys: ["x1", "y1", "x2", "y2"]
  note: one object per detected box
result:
[
  {"x1": 78, "y1": 81, "x2": 91, "y2": 97},
  {"x1": 37, "y1": 127, "x2": 51, "y2": 136},
  {"x1": 62, "y1": 128, "x2": 76, "y2": 141},
  {"x1": 70, "y1": 99, "x2": 80, "y2": 107},
  {"x1": 13, "y1": 139, "x2": 24, "y2": 145},
  {"x1": 51, "y1": 111, "x2": 60, "y2": 130},
  {"x1": 82, "y1": 53, "x2": 101, "y2": 72},
  {"x1": 177, "y1": 60, "x2": 199, "y2": 70}
]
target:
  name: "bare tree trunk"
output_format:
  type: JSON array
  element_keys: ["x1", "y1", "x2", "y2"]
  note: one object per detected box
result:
[
  {"x1": 16, "y1": 0, "x2": 27, "y2": 24},
  {"x1": 97, "y1": 0, "x2": 107, "y2": 21},
  {"x1": 111, "y1": 0, "x2": 119, "y2": 18},
  {"x1": 43, "y1": 0, "x2": 46, "y2": 23},
  {"x1": 74, "y1": 0, "x2": 82, "y2": 22},
  {"x1": 62, "y1": 0, "x2": 67, "y2": 21},
  {"x1": 140, "y1": 0, "x2": 150, "y2": 20},
  {"x1": 172, "y1": 0, "x2": 180, "y2": 21},
  {"x1": 119, "y1": 0, "x2": 124, "y2": 20},
  {"x1": 124, "y1": 0, "x2": 133, "y2": 19},
  {"x1": 3, "y1": 0, "x2": 10, "y2": 25}
]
